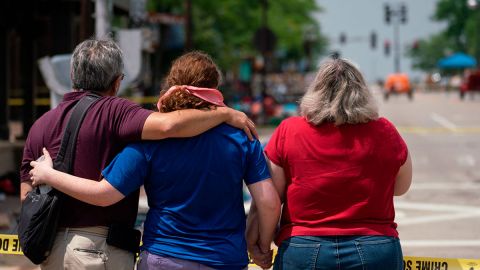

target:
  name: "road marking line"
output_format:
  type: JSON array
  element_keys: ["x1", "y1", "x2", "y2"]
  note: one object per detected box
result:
[
  {"x1": 261, "y1": 127, "x2": 480, "y2": 136},
  {"x1": 395, "y1": 201, "x2": 480, "y2": 213},
  {"x1": 430, "y1": 113, "x2": 457, "y2": 131},
  {"x1": 397, "y1": 212, "x2": 480, "y2": 225},
  {"x1": 395, "y1": 201, "x2": 480, "y2": 225},
  {"x1": 415, "y1": 156, "x2": 430, "y2": 165},
  {"x1": 397, "y1": 127, "x2": 480, "y2": 134},
  {"x1": 456, "y1": 155, "x2": 476, "y2": 167},
  {"x1": 411, "y1": 182, "x2": 480, "y2": 190},
  {"x1": 402, "y1": 240, "x2": 480, "y2": 247},
  {"x1": 396, "y1": 210, "x2": 407, "y2": 218}
]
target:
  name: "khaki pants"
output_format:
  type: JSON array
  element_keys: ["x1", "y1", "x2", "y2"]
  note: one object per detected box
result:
[{"x1": 41, "y1": 226, "x2": 135, "y2": 270}]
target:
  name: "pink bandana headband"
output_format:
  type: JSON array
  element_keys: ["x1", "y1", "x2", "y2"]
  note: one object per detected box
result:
[{"x1": 157, "y1": 85, "x2": 226, "y2": 110}]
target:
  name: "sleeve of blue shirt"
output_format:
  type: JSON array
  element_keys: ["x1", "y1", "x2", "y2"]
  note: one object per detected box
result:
[
  {"x1": 102, "y1": 143, "x2": 148, "y2": 196},
  {"x1": 244, "y1": 139, "x2": 271, "y2": 185}
]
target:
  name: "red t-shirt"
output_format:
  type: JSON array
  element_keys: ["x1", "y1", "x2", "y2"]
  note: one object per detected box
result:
[
  {"x1": 20, "y1": 91, "x2": 152, "y2": 228},
  {"x1": 264, "y1": 116, "x2": 408, "y2": 245}
]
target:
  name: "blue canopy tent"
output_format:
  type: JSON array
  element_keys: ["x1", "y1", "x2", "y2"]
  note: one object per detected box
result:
[{"x1": 438, "y1": 53, "x2": 477, "y2": 69}]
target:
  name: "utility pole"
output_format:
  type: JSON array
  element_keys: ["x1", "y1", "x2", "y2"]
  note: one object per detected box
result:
[
  {"x1": 384, "y1": 3, "x2": 407, "y2": 73},
  {"x1": 253, "y1": 0, "x2": 276, "y2": 124},
  {"x1": 303, "y1": 26, "x2": 316, "y2": 71},
  {"x1": 95, "y1": 0, "x2": 110, "y2": 38},
  {"x1": 261, "y1": 0, "x2": 268, "y2": 97},
  {"x1": 0, "y1": 3, "x2": 9, "y2": 140},
  {"x1": 393, "y1": 19, "x2": 400, "y2": 73},
  {"x1": 185, "y1": 0, "x2": 193, "y2": 51},
  {"x1": 80, "y1": 0, "x2": 92, "y2": 41},
  {"x1": 21, "y1": 5, "x2": 35, "y2": 137},
  {"x1": 467, "y1": 0, "x2": 480, "y2": 63},
  {"x1": 370, "y1": 31, "x2": 377, "y2": 50}
]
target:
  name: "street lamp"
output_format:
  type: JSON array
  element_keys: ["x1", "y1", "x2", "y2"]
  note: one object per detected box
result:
[
  {"x1": 303, "y1": 25, "x2": 317, "y2": 71},
  {"x1": 0, "y1": 24, "x2": 8, "y2": 140},
  {"x1": 467, "y1": 0, "x2": 478, "y2": 8},
  {"x1": 467, "y1": 0, "x2": 479, "y2": 63}
]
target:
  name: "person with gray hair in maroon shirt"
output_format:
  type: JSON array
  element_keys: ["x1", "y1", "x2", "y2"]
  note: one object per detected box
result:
[{"x1": 20, "y1": 38, "x2": 257, "y2": 270}]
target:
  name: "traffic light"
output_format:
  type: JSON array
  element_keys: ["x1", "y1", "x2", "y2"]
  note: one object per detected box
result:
[
  {"x1": 384, "y1": 40, "x2": 391, "y2": 56},
  {"x1": 370, "y1": 31, "x2": 377, "y2": 50},
  {"x1": 384, "y1": 4, "x2": 391, "y2": 24},
  {"x1": 331, "y1": 51, "x2": 341, "y2": 59},
  {"x1": 339, "y1": 33, "x2": 346, "y2": 45},
  {"x1": 412, "y1": 40, "x2": 419, "y2": 51},
  {"x1": 400, "y1": 4, "x2": 407, "y2": 24}
]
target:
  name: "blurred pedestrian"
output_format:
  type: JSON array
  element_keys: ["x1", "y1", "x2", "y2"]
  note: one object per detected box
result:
[
  {"x1": 247, "y1": 58, "x2": 412, "y2": 270},
  {"x1": 20, "y1": 39, "x2": 257, "y2": 270},
  {"x1": 29, "y1": 52, "x2": 280, "y2": 270}
]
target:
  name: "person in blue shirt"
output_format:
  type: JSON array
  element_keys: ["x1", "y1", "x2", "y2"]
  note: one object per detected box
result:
[{"x1": 29, "y1": 52, "x2": 280, "y2": 270}]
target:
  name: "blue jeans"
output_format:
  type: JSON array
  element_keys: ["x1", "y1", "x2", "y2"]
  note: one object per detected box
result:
[{"x1": 273, "y1": 236, "x2": 403, "y2": 270}]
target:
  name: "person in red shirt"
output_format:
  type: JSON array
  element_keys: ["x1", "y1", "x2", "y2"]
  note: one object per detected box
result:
[{"x1": 247, "y1": 58, "x2": 412, "y2": 270}]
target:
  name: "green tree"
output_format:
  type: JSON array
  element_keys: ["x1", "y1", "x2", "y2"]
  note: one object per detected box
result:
[
  {"x1": 407, "y1": 33, "x2": 456, "y2": 71},
  {"x1": 433, "y1": 0, "x2": 471, "y2": 51},
  {"x1": 407, "y1": 0, "x2": 480, "y2": 71},
  {"x1": 146, "y1": 0, "x2": 327, "y2": 71}
]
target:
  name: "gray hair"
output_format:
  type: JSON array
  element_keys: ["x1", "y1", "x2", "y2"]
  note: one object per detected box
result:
[
  {"x1": 71, "y1": 38, "x2": 124, "y2": 92},
  {"x1": 300, "y1": 58, "x2": 378, "y2": 125}
]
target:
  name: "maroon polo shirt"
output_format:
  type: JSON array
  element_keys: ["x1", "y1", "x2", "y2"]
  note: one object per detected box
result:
[{"x1": 20, "y1": 91, "x2": 152, "y2": 228}]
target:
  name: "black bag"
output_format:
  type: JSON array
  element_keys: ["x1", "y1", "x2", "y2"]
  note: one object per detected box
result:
[
  {"x1": 18, "y1": 94, "x2": 100, "y2": 264},
  {"x1": 106, "y1": 223, "x2": 142, "y2": 255}
]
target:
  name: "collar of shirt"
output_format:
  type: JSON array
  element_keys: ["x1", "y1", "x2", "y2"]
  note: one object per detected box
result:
[{"x1": 63, "y1": 90, "x2": 89, "y2": 102}]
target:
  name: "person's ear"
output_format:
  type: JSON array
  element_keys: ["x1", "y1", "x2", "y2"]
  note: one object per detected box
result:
[{"x1": 112, "y1": 75, "x2": 123, "y2": 95}]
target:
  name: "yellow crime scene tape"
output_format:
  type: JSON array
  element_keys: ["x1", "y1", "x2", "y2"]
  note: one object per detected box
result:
[
  {"x1": 1, "y1": 234, "x2": 479, "y2": 269},
  {"x1": 7, "y1": 96, "x2": 159, "y2": 106},
  {"x1": 402, "y1": 256, "x2": 480, "y2": 270},
  {"x1": 0, "y1": 234, "x2": 23, "y2": 255}
]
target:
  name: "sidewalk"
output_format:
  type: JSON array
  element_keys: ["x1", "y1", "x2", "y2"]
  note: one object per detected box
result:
[{"x1": 0, "y1": 195, "x2": 38, "y2": 270}]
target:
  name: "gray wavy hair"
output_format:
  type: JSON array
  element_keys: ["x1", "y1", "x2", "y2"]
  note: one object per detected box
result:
[
  {"x1": 71, "y1": 38, "x2": 124, "y2": 92},
  {"x1": 300, "y1": 58, "x2": 378, "y2": 125}
]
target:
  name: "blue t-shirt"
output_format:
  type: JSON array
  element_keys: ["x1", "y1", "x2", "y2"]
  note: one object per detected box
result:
[{"x1": 102, "y1": 124, "x2": 271, "y2": 269}]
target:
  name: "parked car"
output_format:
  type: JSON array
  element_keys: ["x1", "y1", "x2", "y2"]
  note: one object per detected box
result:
[
  {"x1": 459, "y1": 70, "x2": 480, "y2": 100},
  {"x1": 383, "y1": 73, "x2": 413, "y2": 100}
]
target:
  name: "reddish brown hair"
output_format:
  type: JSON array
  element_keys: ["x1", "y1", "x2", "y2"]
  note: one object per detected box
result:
[{"x1": 159, "y1": 51, "x2": 222, "y2": 112}]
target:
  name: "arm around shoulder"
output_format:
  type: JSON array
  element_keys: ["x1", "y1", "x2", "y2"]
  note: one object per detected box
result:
[
  {"x1": 33, "y1": 166, "x2": 125, "y2": 206},
  {"x1": 141, "y1": 107, "x2": 257, "y2": 140},
  {"x1": 28, "y1": 148, "x2": 125, "y2": 206},
  {"x1": 39, "y1": 168, "x2": 124, "y2": 206},
  {"x1": 141, "y1": 108, "x2": 230, "y2": 140}
]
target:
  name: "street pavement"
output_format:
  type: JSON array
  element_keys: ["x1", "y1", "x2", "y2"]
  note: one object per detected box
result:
[
  {"x1": 377, "y1": 90, "x2": 480, "y2": 259},
  {"x1": 1, "y1": 90, "x2": 479, "y2": 269},
  {"x1": 251, "y1": 89, "x2": 480, "y2": 269}
]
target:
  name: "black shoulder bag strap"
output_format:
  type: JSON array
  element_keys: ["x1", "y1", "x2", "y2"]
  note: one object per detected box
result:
[
  {"x1": 18, "y1": 93, "x2": 101, "y2": 265},
  {"x1": 54, "y1": 93, "x2": 100, "y2": 173}
]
